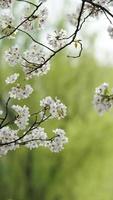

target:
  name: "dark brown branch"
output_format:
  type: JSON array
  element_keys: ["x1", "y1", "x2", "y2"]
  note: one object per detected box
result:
[{"x1": 85, "y1": 0, "x2": 113, "y2": 18}]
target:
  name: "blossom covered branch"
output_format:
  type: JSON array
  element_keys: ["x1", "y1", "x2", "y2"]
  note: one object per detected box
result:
[{"x1": 0, "y1": 95, "x2": 68, "y2": 155}]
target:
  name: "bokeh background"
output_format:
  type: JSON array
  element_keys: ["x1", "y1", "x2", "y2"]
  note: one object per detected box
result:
[{"x1": 1, "y1": 0, "x2": 113, "y2": 200}]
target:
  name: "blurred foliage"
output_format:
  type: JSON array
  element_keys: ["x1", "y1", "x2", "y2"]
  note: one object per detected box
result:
[{"x1": 1, "y1": 50, "x2": 113, "y2": 200}]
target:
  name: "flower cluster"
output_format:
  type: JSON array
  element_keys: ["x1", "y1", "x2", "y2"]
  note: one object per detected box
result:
[
  {"x1": 5, "y1": 43, "x2": 50, "y2": 79},
  {"x1": 0, "y1": 126, "x2": 19, "y2": 156},
  {"x1": 5, "y1": 73, "x2": 19, "y2": 84},
  {"x1": 93, "y1": 83, "x2": 113, "y2": 115},
  {"x1": 49, "y1": 129, "x2": 68, "y2": 152},
  {"x1": 23, "y1": 127, "x2": 47, "y2": 149},
  {"x1": 20, "y1": 1, "x2": 48, "y2": 31},
  {"x1": 0, "y1": 10, "x2": 15, "y2": 37},
  {"x1": 5, "y1": 46, "x2": 21, "y2": 66},
  {"x1": 22, "y1": 128, "x2": 68, "y2": 152},
  {"x1": 47, "y1": 29, "x2": 67, "y2": 50},
  {"x1": 36, "y1": 7, "x2": 48, "y2": 29},
  {"x1": 12, "y1": 105, "x2": 30, "y2": 130},
  {"x1": 21, "y1": 16, "x2": 33, "y2": 32},
  {"x1": 40, "y1": 96, "x2": 67, "y2": 119},
  {"x1": 0, "y1": 94, "x2": 68, "y2": 156},
  {"x1": 84, "y1": 0, "x2": 109, "y2": 17},
  {"x1": 22, "y1": 43, "x2": 50, "y2": 79},
  {"x1": 9, "y1": 84, "x2": 33, "y2": 100},
  {"x1": 0, "y1": 0, "x2": 12, "y2": 9}
]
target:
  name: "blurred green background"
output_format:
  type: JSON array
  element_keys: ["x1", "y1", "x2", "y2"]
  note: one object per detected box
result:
[{"x1": 1, "y1": 1, "x2": 113, "y2": 199}]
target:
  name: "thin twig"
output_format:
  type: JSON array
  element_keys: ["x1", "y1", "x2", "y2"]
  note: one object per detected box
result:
[
  {"x1": 67, "y1": 41, "x2": 83, "y2": 59},
  {"x1": 18, "y1": 28, "x2": 55, "y2": 52}
]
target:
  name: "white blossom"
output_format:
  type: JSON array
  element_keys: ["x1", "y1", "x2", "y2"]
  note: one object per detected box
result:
[
  {"x1": 22, "y1": 127, "x2": 68, "y2": 152},
  {"x1": 22, "y1": 43, "x2": 50, "y2": 79},
  {"x1": 23, "y1": 127, "x2": 47, "y2": 149},
  {"x1": 0, "y1": 126, "x2": 18, "y2": 143},
  {"x1": 5, "y1": 73, "x2": 19, "y2": 84},
  {"x1": 36, "y1": 7, "x2": 48, "y2": 29},
  {"x1": 93, "y1": 83, "x2": 113, "y2": 115},
  {"x1": 0, "y1": 0, "x2": 12, "y2": 9},
  {"x1": 21, "y1": 16, "x2": 33, "y2": 31},
  {"x1": 5, "y1": 46, "x2": 21, "y2": 66},
  {"x1": 12, "y1": 105, "x2": 30, "y2": 130},
  {"x1": 49, "y1": 129, "x2": 68, "y2": 153},
  {"x1": 9, "y1": 84, "x2": 33, "y2": 100},
  {"x1": 40, "y1": 96, "x2": 54, "y2": 107},
  {"x1": 0, "y1": 126, "x2": 19, "y2": 156},
  {"x1": 47, "y1": 29, "x2": 67, "y2": 50},
  {"x1": 40, "y1": 96, "x2": 67, "y2": 119},
  {"x1": 0, "y1": 10, "x2": 15, "y2": 36},
  {"x1": 20, "y1": 6, "x2": 48, "y2": 31},
  {"x1": 84, "y1": 0, "x2": 108, "y2": 17}
]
